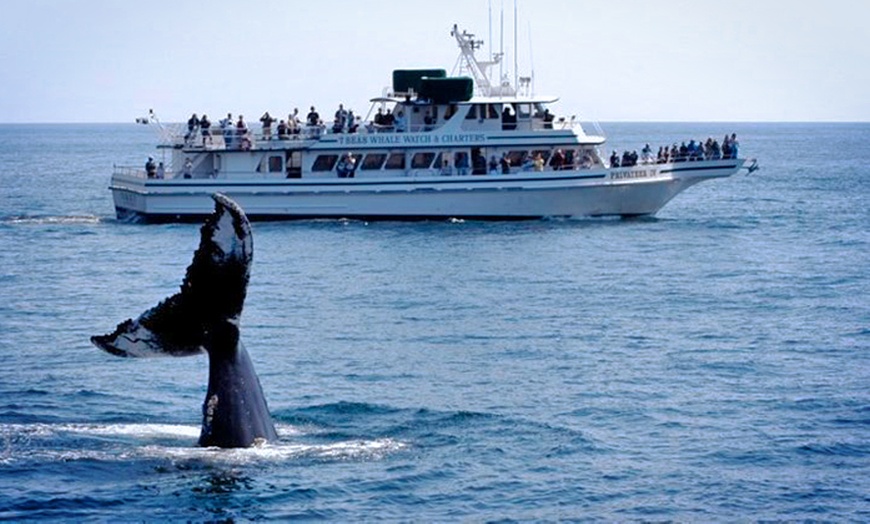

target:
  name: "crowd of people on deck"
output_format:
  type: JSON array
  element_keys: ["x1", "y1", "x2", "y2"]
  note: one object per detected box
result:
[
  {"x1": 609, "y1": 134, "x2": 740, "y2": 168},
  {"x1": 180, "y1": 103, "x2": 367, "y2": 148},
  {"x1": 178, "y1": 99, "x2": 571, "y2": 149}
]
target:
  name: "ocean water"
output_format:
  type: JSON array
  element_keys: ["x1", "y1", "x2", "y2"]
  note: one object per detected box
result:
[{"x1": 0, "y1": 122, "x2": 867, "y2": 521}]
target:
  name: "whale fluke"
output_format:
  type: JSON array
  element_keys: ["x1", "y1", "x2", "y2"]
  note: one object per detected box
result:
[{"x1": 91, "y1": 193, "x2": 278, "y2": 447}]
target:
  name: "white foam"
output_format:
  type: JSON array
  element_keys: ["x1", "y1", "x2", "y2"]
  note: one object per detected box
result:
[
  {"x1": 65, "y1": 423, "x2": 202, "y2": 439},
  {"x1": 142, "y1": 437, "x2": 407, "y2": 465},
  {"x1": 5, "y1": 215, "x2": 102, "y2": 225},
  {"x1": 0, "y1": 422, "x2": 407, "y2": 466}
]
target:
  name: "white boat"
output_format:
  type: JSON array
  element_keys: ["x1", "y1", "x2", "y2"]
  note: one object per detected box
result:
[{"x1": 110, "y1": 25, "x2": 756, "y2": 222}]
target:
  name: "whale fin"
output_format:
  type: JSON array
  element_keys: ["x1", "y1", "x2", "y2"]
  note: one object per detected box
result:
[{"x1": 91, "y1": 193, "x2": 253, "y2": 358}]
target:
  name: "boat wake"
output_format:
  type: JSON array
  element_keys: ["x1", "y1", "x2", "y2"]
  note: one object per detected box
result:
[
  {"x1": 0, "y1": 422, "x2": 406, "y2": 466},
  {"x1": 1, "y1": 214, "x2": 103, "y2": 226}
]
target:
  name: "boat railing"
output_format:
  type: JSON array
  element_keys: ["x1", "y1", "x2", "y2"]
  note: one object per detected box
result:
[
  {"x1": 168, "y1": 113, "x2": 589, "y2": 148},
  {"x1": 113, "y1": 165, "x2": 294, "y2": 181},
  {"x1": 113, "y1": 165, "x2": 145, "y2": 177},
  {"x1": 113, "y1": 165, "x2": 170, "y2": 179}
]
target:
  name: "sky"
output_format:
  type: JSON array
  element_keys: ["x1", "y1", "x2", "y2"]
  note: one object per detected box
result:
[{"x1": 1, "y1": 0, "x2": 868, "y2": 123}]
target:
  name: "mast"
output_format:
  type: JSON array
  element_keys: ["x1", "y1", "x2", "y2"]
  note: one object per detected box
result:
[{"x1": 451, "y1": 24, "x2": 515, "y2": 97}]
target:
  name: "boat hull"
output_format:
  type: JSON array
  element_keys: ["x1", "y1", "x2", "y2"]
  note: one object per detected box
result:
[{"x1": 110, "y1": 160, "x2": 744, "y2": 222}]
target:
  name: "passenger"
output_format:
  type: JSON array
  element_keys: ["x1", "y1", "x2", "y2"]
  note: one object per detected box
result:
[
  {"x1": 260, "y1": 112, "x2": 275, "y2": 140},
  {"x1": 500, "y1": 153, "x2": 511, "y2": 174},
  {"x1": 694, "y1": 140, "x2": 705, "y2": 161},
  {"x1": 455, "y1": 152, "x2": 469, "y2": 176},
  {"x1": 657, "y1": 146, "x2": 665, "y2": 164},
  {"x1": 145, "y1": 157, "x2": 156, "y2": 178},
  {"x1": 220, "y1": 113, "x2": 233, "y2": 148},
  {"x1": 182, "y1": 157, "x2": 193, "y2": 178},
  {"x1": 610, "y1": 151, "x2": 620, "y2": 168},
  {"x1": 622, "y1": 151, "x2": 631, "y2": 167},
  {"x1": 472, "y1": 152, "x2": 487, "y2": 175},
  {"x1": 383, "y1": 109, "x2": 395, "y2": 130},
  {"x1": 678, "y1": 142, "x2": 688, "y2": 162},
  {"x1": 729, "y1": 133, "x2": 739, "y2": 159},
  {"x1": 542, "y1": 109, "x2": 554, "y2": 129},
  {"x1": 185, "y1": 113, "x2": 199, "y2": 143},
  {"x1": 334, "y1": 104, "x2": 348, "y2": 131},
  {"x1": 337, "y1": 153, "x2": 356, "y2": 178},
  {"x1": 277, "y1": 120, "x2": 288, "y2": 139},
  {"x1": 424, "y1": 110, "x2": 435, "y2": 131},
  {"x1": 395, "y1": 110, "x2": 406, "y2": 133},
  {"x1": 501, "y1": 106, "x2": 516, "y2": 131},
  {"x1": 374, "y1": 107, "x2": 385, "y2": 127},
  {"x1": 488, "y1": 155, "x2": 499, "y2": 175},
  {"x1": 564, "y1": 150, "x2": 575, "y2": 169},
  {"x1": 688, "y1": 140, "x2": 701, "y2": 161},
  {"x1": 550, "y1": 149, "x2": 565, "y2": 170},
  {"x1": 581, "y1": 152, "x2": 593, "y2": 169},
  {"x1": 200, "y1": 114, "x2": 212, "y2": 145},
  {"x1": 288, "y1": 108, "x2": 301, "y2": 135},
  {"x1": 533, "y1": 153, "x2": 545, "y2": 172},
  {"x1": 236, "y1": 115, "x2": 248, "y2": 136},
  {"x1": 641, "y1": 144, "x2": 653, "y2": 164},
  {"x1": 156, "y1": 162, "x2": 165, "y2": 179},
  {"x1": 307, "y1": 106, "x2": 320, "y2": 126},
  {"x1": 517, "y1": 153, "x2": 530, "y2": 171},
  {"x1": 331, "y1": 116, "x2": 343, "y2": 134},
  {"x1": 440, "y1": 155, "x2": 452, "y2": 176},
  {"x1": 711, "y1": 139, "x2": 721, "y2": 160},
  {"x1": 347, "y1": 110, "x2": 357, "y2": 133}
]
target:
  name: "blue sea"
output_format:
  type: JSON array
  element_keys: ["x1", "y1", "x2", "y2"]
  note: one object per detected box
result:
[{"x1": 0, "y1": 122, "x2": 867, "y2": 521}]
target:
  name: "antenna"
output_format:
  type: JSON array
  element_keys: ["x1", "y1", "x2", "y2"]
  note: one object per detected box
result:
[
  {"x1": 513, "y1": 0, "x2": 518, "y2": 94},
  {"x1": 488, "y1": 0, "x2": 492, "y2": 62},
  {"x1": 499, "y1": 2, "x2": 504, "y2": 88},
  {"x1": 528, "y1": 21, "x2": 534, "y2": 96}
]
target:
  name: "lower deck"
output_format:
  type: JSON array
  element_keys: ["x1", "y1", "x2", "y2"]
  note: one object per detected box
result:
[{"x1": 110, "y1": 159, "x2": 746, "y2": 222}]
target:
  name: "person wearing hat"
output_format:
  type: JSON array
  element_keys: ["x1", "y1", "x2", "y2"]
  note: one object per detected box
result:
[{"x1": 145, "y1": 157, "x2": 156, "y2": 178}]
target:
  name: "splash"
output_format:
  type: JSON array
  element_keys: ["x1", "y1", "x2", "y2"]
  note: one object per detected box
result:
[{"x1": 0, "y1": 422, "x2": 406, "y2": 466}]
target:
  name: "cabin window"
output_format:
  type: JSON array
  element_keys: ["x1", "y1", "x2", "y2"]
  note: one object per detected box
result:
[
  {"x1": 507, "y1": 150, "x2": 526, "y2": 166},
  {"x1": 465, "y1": 105, "x2": 477, "y2": 120},
  {"x1": 361, "y1": 153, "x2": 386, "y2": 170},
  {"x1": 312, "y1": 154, "x2": 339, "y2": 172},
  {"x1": 516, "y1": 104, "x2": 531, "y2": 119},
  {"x1": 385, "y1": 153, "x2": 406, "y2": 170},
  {"x1": 268, "y1": 155, "x2": 283, "y2": 173},
  {"x1": 487, "y1": 104, "x2": 499, "y2": 119},
  {"x1": 411, "y1": 152, "x2": 436, "y2": 169}
]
